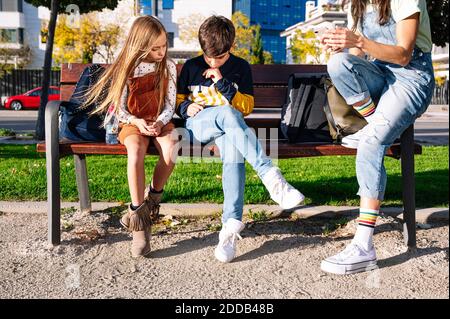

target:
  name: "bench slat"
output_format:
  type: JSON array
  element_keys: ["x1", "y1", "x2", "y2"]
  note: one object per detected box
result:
[{"x1": 36, "y1": 141, "x2": 421, "y2": 159}]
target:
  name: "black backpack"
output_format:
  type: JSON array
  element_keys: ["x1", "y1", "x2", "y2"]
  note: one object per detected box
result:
[
  {"x1": 59, "y1": 64, "x2": 108, "y2": 142},
  {"x1": 280, "y1": 73, "x2": 332, "y2": 143}
]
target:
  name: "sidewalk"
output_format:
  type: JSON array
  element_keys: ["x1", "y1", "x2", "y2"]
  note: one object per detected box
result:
[{"x1": 0, "y1": 201, "x2": 448, "y2": 299}]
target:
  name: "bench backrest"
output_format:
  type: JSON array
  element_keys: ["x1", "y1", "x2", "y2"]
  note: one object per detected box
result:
[{"x1": 59, "y1": 63, "x2": 328, "y2": 112}]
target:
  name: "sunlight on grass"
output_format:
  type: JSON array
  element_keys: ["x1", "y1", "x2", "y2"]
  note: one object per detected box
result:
[{"x1": 0, "y1": 144, "x2": 448, "y2": 207}]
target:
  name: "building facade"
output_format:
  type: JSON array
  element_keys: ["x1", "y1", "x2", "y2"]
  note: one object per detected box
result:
[
  {"x1": 0, "y1": 0, "x2": 50, "y2": 69},
  {"x1": 232, "y1": 0, "x2": 311, "y2": 63},
  {"x1": 281, "y1": 0, "x2": 449, "y2": 82},
  {"x1": 281, "y1": 0, "x2": 346, "y2": 64}
]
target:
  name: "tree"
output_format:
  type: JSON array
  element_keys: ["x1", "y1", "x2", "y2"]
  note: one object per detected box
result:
[
  {"x1": 0, "y1": 47, "x2": 32, "y2": 78},
  {"x1": 231, "y1": 11, "x2": 253, "y2": 62},
  {"x1": 250, "y1": 25, "x2": 264, "y2": 64},
  {"x1": 178, "y1": 13, "x2": 206, "y2": 46},
  {"x1": 54, "y1": 14, "x2": 120, "y2": 64},
  {"x1": 289, "y1": 29, "x2": 322, "y2": 64},
  {"x1": 427, "y1": 0, "x2": 449, "y2": 47},
  {"x1": 263, "y1": 51, "x2": 273, "y2": 64},
  {"x1": 25, "y1": 0, "x2": 119, "y2": 140}
]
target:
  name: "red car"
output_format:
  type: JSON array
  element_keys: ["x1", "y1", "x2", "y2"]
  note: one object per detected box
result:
[{"x1": 3, "y1": 86, "x2": 60, "y2": 111}]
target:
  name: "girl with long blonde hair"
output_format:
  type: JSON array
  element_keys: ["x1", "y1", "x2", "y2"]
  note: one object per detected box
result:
[{"x1": 85, "y1": 16, "x2": 178, "y2": 258}]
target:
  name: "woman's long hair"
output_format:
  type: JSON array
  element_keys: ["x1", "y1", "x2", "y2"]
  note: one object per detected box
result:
[
  {"x1": 83, "y1": 16, "x2": 170, "y2": 119},
  {"x1": 344, "y1": 0, "x2": 391, "y2": 32}
]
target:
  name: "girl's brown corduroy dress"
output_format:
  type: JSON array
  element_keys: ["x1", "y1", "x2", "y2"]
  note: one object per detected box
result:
[{"x1": 118, "y1": 72, "x2": 174, "y2": 144}]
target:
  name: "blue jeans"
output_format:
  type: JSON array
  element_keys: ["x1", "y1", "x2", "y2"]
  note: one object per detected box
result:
[
  {"x1": 186, "y1": 105, "x2": 273, "y2": 222},
  {"x1": 327, "y1": 50, "x2": 434, "y2": 200}
]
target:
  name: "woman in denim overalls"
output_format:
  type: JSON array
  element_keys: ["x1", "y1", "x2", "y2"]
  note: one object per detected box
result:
[{"x1": 319, "y1": 0, "x2": 434, "y2": 274}]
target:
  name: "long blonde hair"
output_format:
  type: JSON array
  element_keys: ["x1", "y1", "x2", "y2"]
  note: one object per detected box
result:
[{"x1": 84, "y1": 16, "x2": 170, "y2": 118}]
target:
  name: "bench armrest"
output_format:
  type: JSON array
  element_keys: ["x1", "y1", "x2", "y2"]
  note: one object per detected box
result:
[
  {"x1": 45, "y1": 100, "x2": 63, "y2": 153},
  {"x1": 45, "y1": 100, "x2": 63, "y2": 245}
]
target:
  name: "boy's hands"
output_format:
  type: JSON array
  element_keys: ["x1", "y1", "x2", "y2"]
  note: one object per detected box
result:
[
  {"x1": 187, "y1": 103, "x2": 204, "y2": 117},
  {"x1": 203, "y1": 68, "x2": 223, "y2": 83}
]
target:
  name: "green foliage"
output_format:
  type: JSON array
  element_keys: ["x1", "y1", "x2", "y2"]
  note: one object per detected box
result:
[
  {"x1": 0, "y1": 128, "x2": 16, "y2": 137},
  {"x1": 232, "y1": 11, "x2": 253, "y2": 62},
  {"x1": 250, "y1": 25, "x2": 265, "y2": 64},
  {"x1": 53, "y1": 14, "x2": 120, "y2": 64},
  {"x1": 290, "y1": 29, "x2": 322, "y2": 64},
  {"x1": 248, "y1": 209, "x2": 269, "y2": 222},
  {"x1": 232, "y1": 12, "x2": 272, "y2": 64}
]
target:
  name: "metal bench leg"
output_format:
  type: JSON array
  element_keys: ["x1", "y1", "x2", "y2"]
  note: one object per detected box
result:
[
  {"x1": 74, "y1": 154, "x2": 91, "y2": 214},
  {"x1": 400, "y1": 124, "x2": 416, "y2": 248},
  {"x1": 45, "y1": 101, "x2": 62, "y2": 246}
]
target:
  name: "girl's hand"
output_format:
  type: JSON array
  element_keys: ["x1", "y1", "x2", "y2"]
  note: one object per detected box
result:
[
  {"x1": 187, "y1": 103, "x2": 204, "y2": 117},
  {"x1": 319, "y1": 29, "x2": 343, "y2": 55},
  {"x1": 323, "y1": 28, "x2": 364, "y2": 50},
  {"x1": 148, "y1": 120, "x2": 164, "y2": 136},
  {"x1": 203, "y1": 68, "x2": 223, "y2": 83},
  {"x1": 131, "y1": 118, "x2": 153, "y2": 136}
]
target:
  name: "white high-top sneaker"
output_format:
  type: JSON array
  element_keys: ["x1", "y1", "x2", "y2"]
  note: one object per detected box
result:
[
  {"x1": 341, "y1": 115, "x2": 373, "y2": 149},
  {"x1": 214, "y1": 218, "x2": 245, "y2": 263},
  {"x1": 261, "y1": 167, "x2": 305, "y2": 210},
  {"x1": 320, "y1": 241, "x2": 378, "y2": 275}
]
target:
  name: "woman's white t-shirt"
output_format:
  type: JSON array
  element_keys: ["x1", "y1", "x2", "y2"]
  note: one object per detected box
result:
[{"x1": 348, "y1": 0, "x2": 432, "y2": 52}]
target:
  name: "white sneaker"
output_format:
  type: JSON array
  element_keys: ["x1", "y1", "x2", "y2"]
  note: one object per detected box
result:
[
  {"x1": 341, "y1": 129, "x2": 364, "y2": 149},
  {"x1": 321, "y1": 241, "x2": 378, "y2": 275},
  {"x1": 261, "y1": 167, "x2": 305, "y2": 210},
  {"x1": 341, "y1": 114, "x2": 374, "y2": 149},
  {"x1": 214, "y1": 218, "x2": 244, "y2": 263}
]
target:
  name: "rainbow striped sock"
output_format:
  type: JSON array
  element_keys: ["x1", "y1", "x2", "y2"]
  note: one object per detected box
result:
[
  {"x1": 358, "y1": 208, "x2": 379, "y2": 228},
  {"x1": 354, "y1": 98, "x2": 376, "y2": 118},
  {"x1": 354, "y1": 208, "x2": 379, "y2": 251}
]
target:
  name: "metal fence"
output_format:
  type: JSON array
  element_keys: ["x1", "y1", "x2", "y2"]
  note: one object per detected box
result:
[
  {"x1": 431, "y1": 80, "x2": 449, "y2": 105},
  {"x1": 0, "y1": 68, "x2": 448, "y2": 105},
  {"x1": 0, "y1": 69, "x2": 60, "y2": 97}
]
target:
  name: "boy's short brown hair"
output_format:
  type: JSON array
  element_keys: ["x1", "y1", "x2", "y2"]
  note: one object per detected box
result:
[{"x1": 198, "y1": 16, "x2": 235, "y2": 57}]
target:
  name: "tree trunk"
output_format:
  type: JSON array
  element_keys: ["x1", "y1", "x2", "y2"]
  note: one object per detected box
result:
[{"x1": 35, "y1": 0, "x2": 60, "y2": 140}]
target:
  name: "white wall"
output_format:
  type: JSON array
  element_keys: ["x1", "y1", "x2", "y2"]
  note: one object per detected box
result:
[
  {"x1": 0, "y1": 12, "x2": 24, "y2": 28},
  {"x1": 23, "y1": 2, "x2": 46, "y2": 69}
]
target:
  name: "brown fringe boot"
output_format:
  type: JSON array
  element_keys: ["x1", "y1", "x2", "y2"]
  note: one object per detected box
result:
[
  {"x1": 127, "y1": 202, "x2": 152, "y2": 258},
  {"x1": 120, "y1": 186, "x2": 163, "y2": 230}
]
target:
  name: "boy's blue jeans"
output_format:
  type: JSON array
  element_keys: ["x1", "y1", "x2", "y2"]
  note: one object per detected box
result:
[
  {"x1": 328, "y1": 50, "x2": 434, "y2": 200},
  {"x1": 185, "y1": 105, "x2": 273, "y2": 223}
]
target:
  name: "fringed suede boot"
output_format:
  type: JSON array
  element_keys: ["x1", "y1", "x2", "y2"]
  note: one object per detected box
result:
[
  {"x1": 120, "y1": 185, "x2": 163, "y2": 230},
  {"x1": 127, "y1": 202, "x2": 152, "y2": 258}
]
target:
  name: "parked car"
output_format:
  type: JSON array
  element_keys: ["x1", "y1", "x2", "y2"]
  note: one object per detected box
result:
[{"x1": 3, "y1": 86, "x2": 60, "y2": 111}]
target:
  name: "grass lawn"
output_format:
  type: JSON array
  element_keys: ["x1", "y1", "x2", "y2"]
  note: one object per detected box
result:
[{"x1": 0, "y1": 144, "x2": 448, "y2": 207}]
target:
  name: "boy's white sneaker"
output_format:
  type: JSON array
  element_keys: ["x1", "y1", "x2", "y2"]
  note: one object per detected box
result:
[
  {"x1": 320, "y1": 241, "x2": 378, "y2": 275},
  {"x1": 261, "y1": 167, "x2": 305, "y2": 210},
  {"x1": 214, "y1": 218, "x2": 244, "y2": 263}
]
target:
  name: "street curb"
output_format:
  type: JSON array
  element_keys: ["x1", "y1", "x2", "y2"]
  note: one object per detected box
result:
[{"x1": 0, "y1": 201, "x2": 448, "y2": 224}]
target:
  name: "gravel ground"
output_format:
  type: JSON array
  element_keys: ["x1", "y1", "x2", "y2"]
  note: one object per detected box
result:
[{"x1": 0, "y1": 207, "x2": 448, "y2": 299}]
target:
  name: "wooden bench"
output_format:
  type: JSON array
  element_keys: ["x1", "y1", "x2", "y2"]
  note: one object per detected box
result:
[{"x1": 37, "y1": 63, "x2": 422, "y2": 248}]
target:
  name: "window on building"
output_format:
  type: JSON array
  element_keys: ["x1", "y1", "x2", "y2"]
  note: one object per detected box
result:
[
  {"x1": 162, "y1": 0, "x2": 174, "y2": 10},
  {"x1": 0, "y1": 29, "x2": 24, "y2": 44},
  {"x1": 167, "y1": 32, "x2": 174, "y2": 48},
  {"x1": 0, "y1": 0, "x2": 22, "y2": 12}
]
